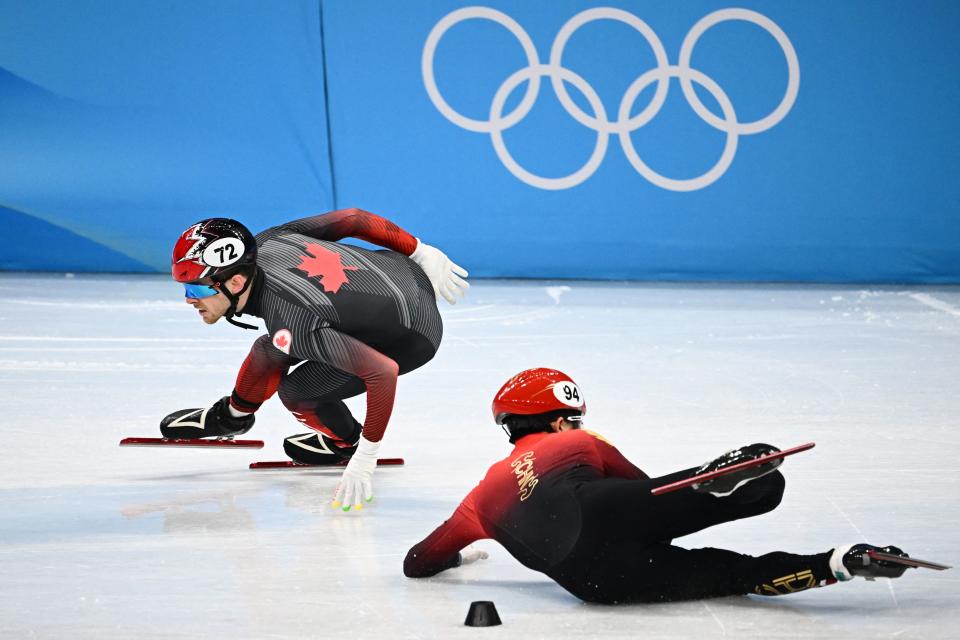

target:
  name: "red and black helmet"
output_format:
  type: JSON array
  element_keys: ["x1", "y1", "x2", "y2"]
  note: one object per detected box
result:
[
  {"x1": 172, "y1": 218, "x2": 257, "y2": 283},
  {"x1": 492, "y1": 368, "x2": 586, "y2": 425}
]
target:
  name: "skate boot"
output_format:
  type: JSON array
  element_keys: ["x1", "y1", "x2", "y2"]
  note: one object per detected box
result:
[
  {"x1": 691, "y1": 443, "x2": 781, "y2": 497},
  {"x1": 283, "y1": 432, "x2": 358, "y2": 465},
  {"x1": 830, "y1": 544, "x2": 911, "y2": 581},
  {"x1": 160, "y1": 396, "x2": 255, "y2": 439}
]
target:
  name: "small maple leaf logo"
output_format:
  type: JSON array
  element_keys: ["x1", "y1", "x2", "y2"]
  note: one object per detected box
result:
[
  {"x1": 272, "y1": 329, "x2": 292, "y2": 354},
  {"x1": 295, "y1": 243, "x2": 358, "y2": 293}
]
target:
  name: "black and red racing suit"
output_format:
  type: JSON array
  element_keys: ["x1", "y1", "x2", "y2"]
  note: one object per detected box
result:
[
  {"x1": 404, "y1": 429, "x2": 838, "y2": 603},
  {"x1": 227, "y1": 208, "x2": 441, "y2": 445}
]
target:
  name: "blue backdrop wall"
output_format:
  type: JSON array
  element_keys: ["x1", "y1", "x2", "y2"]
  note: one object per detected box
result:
[
  {"x1": 1, "y1": 0, "x2": 958, "y2": 282},
  {"x1": 0, "y1": 0, "x2": 334, "y2": 272}
]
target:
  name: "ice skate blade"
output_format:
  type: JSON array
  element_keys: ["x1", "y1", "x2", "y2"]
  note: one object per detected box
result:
[
  {"x1": 249, "y1": 458, "x2": 405, "y2": 469},
  {"x1": 868, "y1": 550, "x2": 951, "y2": 571},
  {"x1": 119, "y1": 437, "x2": 264, "y2": 449},
  {"x1": 652, "y1": 442, "x2": 815, "y2": 496}
]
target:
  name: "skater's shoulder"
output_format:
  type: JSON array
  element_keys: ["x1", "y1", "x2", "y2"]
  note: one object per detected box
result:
[{"x1": 579, "y1": 429, "x2": 615, "y2": 445}]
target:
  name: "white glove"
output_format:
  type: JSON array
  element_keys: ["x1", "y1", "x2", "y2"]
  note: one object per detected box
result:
[
  {"x1": 332, "y1": 436, "x2": 379, "y2": 512},
  {"x1": 410, "y1": 239, "x2": 469, "y2": 304},
  {"x1": 459, "y1": 545, "x2": 489, "y2": 566}
]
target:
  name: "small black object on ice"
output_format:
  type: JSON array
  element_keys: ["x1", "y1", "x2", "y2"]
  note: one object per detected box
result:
[{"x1": 464, "y1": 601, "x2": 502, "y2": 627}]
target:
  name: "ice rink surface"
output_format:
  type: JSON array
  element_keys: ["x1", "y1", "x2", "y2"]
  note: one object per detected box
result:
[{"x1": 1, "y1": 272, "x2": 958, "y2": 639}]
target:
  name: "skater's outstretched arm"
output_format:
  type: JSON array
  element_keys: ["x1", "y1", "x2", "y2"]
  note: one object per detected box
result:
[
  {"x1": 298, "y1": 327, "x2": 399, "y2": 445},
  {"x1": 404, "y1": 494, "x2": 487, "y2": 578},
  {"x1": 159, "y1": 334, "x2": 296, "y2": 440},
  {"x1": 260, "y1": 208, "x2": 468, "y2": 305},
  {"x1": 289, "y1": 326, "x2": 400, "y2": 511},
  {"x1": 262, "y1": 208, "x2": 418, "y2": 255}
]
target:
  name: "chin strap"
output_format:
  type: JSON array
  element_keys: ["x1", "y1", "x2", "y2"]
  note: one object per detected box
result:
[
  {"x1": 218, "y1": 270, "x2": 259, "y2": 330},
  {"x1": 225, "y1": 314, "x2": 258, "y2": 330}
]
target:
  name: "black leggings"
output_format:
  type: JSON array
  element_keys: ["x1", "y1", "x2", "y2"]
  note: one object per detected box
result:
[
  {"x1": 548, "y1": 470, "x2": 833, "y2": 603},
  {"x1": 275, "y1": 328, "x2": 437, "y2": 442}
]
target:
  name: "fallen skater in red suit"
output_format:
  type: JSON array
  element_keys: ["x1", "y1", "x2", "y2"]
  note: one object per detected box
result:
[{"x1": 404, "y1": 368, "x2": 923, "y2": 603}]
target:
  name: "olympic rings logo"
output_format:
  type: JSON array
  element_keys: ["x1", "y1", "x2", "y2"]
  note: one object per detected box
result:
[{"x1": 422, "y1": 7, "x2": 799, "y2": 191}]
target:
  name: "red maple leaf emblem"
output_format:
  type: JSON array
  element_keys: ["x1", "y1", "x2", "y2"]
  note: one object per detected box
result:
[
  {"x1": 295, "y1": 243, "x2": 359, "y2": 293},
  {"x1": 275, "y1": 334, "x2": 289, "y2": 348}
]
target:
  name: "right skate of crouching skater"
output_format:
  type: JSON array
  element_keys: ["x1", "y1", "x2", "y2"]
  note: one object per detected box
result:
[{"x1": 404, "y1": 368, "x2": 926, "y2": 603}]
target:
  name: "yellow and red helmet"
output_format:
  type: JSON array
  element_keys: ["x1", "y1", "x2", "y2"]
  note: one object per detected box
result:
[{"x1": 491, "y1": 368, "x2": 586, "y2": 425}]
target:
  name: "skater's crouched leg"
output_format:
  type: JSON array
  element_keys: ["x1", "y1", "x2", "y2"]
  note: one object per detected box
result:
[{"x1": 277, "y1": 363, "x2": 365, "y2": 463}]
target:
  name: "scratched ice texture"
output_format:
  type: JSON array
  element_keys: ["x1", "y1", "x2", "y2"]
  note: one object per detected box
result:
[{"x1": 0, "y1": 273, "x2": 957, "y2": 639}]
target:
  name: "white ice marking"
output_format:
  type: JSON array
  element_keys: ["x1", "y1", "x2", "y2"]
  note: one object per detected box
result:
[
  {"x1": 908, "y1": 293, "x2": 960, "y2": 318},
  {"x1": 828, "y1": 497, "x2": 901, "y2": 609},
  {"x1": 886, "y1": 579, "x2": 901, "y2": 610},
  {"x1": 827, "y1": 497, "x2": 865, "y2": 537},
  {"x1": 446, "y1": 335, "x2": 482, "y2": 348},
  {"x1": 702, "y1": 601, "x2": 726, "y2": 635},
  {"x1": 447, "y1": 332, "x2": 620, "y2": 342},
  {"x1": 445, "y1": 308, "x2": 557, "y2": 324},
  {"x1": 545, "y1": 285, "x2": 571, "y2": 304},
  {"x1": 441, "y1": 304, "x2": 497, "y2": 315}
]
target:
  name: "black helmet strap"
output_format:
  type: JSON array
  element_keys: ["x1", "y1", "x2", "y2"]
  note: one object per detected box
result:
[{"x1": 216, "y1": 269, "x2": 258, "y2": 330}]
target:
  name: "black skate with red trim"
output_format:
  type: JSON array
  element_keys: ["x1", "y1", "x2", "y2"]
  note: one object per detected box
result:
[
  {"x1": 248, "y1": 432, "x2": 403, "y2": 469},
  {"x1": 283, "y1": 432, "x2": 356, "y2": 464},
  {"x1": 249, "y1": 458, "x2": 404, "y2": 469},
  {"x1": 121, "y1": 397, "x2": 262, "y2": 448},
  {"x1": 652, "y1": 442, "x2": 815, "y2": 496},
  {"x1": 867, "y1": 550, "x2": 951, "y2": 571}
]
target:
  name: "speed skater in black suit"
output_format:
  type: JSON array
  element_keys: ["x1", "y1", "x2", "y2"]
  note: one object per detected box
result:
[{"x1": 163, "y1": 208, "x2": 468, "y2": 511}]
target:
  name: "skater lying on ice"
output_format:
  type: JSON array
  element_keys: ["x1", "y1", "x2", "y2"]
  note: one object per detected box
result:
[{"x1": 404, "y1": 368, "x2": 944, "y2": 603}]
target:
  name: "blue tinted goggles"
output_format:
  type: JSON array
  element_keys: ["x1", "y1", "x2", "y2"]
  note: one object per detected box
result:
[{"x1": 183, "y1": 283, "x2": 219, "y2": 299}]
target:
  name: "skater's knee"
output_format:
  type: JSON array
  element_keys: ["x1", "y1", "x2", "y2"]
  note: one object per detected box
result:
[
  {"x1": 752, "y1": 471, "x2": 785, "y2": 513},
  {"x1": 765, "y1": 470, "x2": 785, "y2": 503},
  {"x1": 276, "y1": 377, "x2": 318, "y2": 415},
  {"x1": 727, "y1": 470, "x2": 784, "y2": 513},
  {"x1": 276, "y1": 378, "x2": 296, "y2": 410}
]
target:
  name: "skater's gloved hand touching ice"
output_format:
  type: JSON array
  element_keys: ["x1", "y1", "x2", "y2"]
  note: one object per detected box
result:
[
  {"x1": 332, "y1": 436, "x2": 379, "y2": 511},
  {"x1": 410, "y1": 239, "x2": 469, "y2": 304},
  {"x1": 459, "y1": 546, "x2": 489, "y2": 566}
]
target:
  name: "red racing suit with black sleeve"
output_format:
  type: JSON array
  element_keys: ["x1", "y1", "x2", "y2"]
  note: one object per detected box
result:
[
  {"x1": 404, "y1": 429, "x2": 839, "y2": 603},
  {"x1": 404, "y1": 429, "x2": 647, "y2": 575}
]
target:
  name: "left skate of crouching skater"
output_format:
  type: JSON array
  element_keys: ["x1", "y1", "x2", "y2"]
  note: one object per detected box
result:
[
  {"x1": 162, "y1": 208, "x2": 468, "y2": 511},
  {"x1": 404, "y1": 368, "x2": 926, "y2": 603}
]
